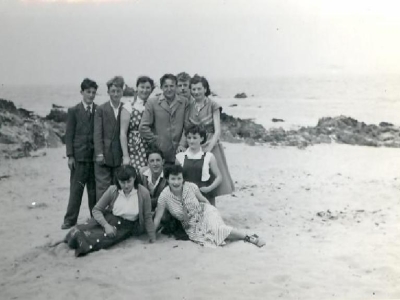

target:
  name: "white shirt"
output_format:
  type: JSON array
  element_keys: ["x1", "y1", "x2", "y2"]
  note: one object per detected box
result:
[
  {"x1": 110, "y1": 100, "x2": 121, "y2": 119},
  {"x1": 142, "y1": 168, "x2": 164, "y2": 194},
  {"x1": 82, "y1": 101, "x2": 93, "y2": 113},
  {"x1": 112, "y1": 190, "x2": 139, "y2": 221},
  {"x1": 123, "y1": 97, "x2": 146, "y2": 114},
  {"x1": 176, "y1": 149, "x2": 213, "y2": 181}
]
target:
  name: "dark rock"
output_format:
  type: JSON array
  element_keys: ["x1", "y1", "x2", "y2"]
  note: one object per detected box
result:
[
  {"x1": 123, "y1": 85, "x2": 136, "y2": 97},
  {"x1": 379, "y1": 122, "x2": 393, "y2": 127},
  {"x1": 272, "y1": 118, "x2": 284, "y2": 123},
  {"x1": 45, "y1": 107, "x2": 68, "y2": 123},
  {"x1": 229, "y1": 104, "x2": 238, "y2": 107},
  {"x1": 234, "y1": 93, "x2": 247, "y2": 99}
]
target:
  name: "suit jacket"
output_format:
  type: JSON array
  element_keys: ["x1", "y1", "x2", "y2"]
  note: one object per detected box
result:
[
  {"x1": 92, "y1": 184, "x2": 156, "y2": 240},
  {"x1": 139, "y1": 94, "x2": 189, "y2": 163},
  {"x1": 65, "y1": 102, "x2": 97, "y2": 162},
  {"x1": 94, "y1": 101, "x2": 123, "y2": 167}
]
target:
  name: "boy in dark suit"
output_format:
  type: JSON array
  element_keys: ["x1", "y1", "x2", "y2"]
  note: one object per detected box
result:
[
  {"x1": 61, "y1": 78, "x2": 98, "y2": 229},
  {"x1": 93, "y1": 76, "x2": 124, "y2": 201}
]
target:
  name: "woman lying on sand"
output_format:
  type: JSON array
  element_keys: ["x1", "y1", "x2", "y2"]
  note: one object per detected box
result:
[
  {"x1": 64, "y1": 165, "x2": 155, "y2": 256},
  {"x1": 153, "y1": 165, "x2": 265, "y2": 247}
]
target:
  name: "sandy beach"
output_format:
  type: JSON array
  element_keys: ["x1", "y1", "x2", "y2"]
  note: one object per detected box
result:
[{"x1": 0, "y1": 142, "x2": 399, "y2": 299}]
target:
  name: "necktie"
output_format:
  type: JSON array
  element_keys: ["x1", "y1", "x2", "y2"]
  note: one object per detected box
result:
[{"x1": 86, "y1": 105, "x2": 91, "y2": 118}]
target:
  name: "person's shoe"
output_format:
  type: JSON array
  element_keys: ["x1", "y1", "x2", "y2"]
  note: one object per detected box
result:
[
  {"x1": 244, "y1": 234, "x2": 266, "y2": 248},
  {"x1": 61, "y1": 223, "x2": 73, "y2": 230}
]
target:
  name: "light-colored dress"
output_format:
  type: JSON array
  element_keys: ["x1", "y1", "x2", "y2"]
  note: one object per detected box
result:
[
  {"x1": 186, "y1": 97, "x2": 235, "y2": 196},
  {"x1": 123, "y1": 98, "x2": 148, "y2": 170},
  {"x1": 157, "y1": 182, "x2": 232, "y2": 247}
]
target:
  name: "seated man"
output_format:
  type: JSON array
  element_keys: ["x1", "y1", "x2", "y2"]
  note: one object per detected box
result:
[{"x1": 139, "y1": 147, "x2": 167, "y2": 211}]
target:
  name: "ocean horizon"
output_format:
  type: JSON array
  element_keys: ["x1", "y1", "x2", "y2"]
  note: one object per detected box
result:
[{"x1": 1, "y1": 74, "x2": 399, "y2": 129}]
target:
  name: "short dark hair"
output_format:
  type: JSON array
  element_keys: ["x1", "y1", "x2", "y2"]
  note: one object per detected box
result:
[
  {"x1": 146, "y1": 146, "x2": 164, "y2": 160},
  {"x1": 160, "y1": 74, "x2": 177, "y2": 87},
  {"x1": 176, "y1": 72, "x2": 191, "y2": 82},
  {"x1": 164, "y1": 164, "x2": 183, "y2": 179},
  {"x1": 106, "y1": 76, "x2": 125, "y2": 90},
  {"x1": 190, "y1": 74, "x2": 211, "y2": 97},
  {"x1": 115, "y1": 165, "x2": 139, "y2": 189},
  {"x1": 185, "y1": 124, "x2": 207, "y2": 144},
  {"x1": 80, "y1": 78, "x2": 98, "y2": 91},
  {"x1": 136, "y1": 76, "x2": 155, "y2": 90}
]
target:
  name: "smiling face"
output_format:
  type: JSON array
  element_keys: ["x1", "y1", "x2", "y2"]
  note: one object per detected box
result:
[
  {"x1": 108, "y1": 84, "x2": 123, "y2": 103},
  {"x1": 137, "y1": 81, "x2": 153, "y2": 101},
  {"x1": 177, "y1": 80, "x2": 190, "y2": 98},
  {"x1": 190, "y1": 82, "x2": 206, "y2": 102},
  {"x1": 186, "y1": 132, "x2": 204, "y2": 151},
  {"x1": 161, "y1": 79, "x2": 177, "y2": 101},
  {"x1": 118, "y1": 177, "x2": 135, "y2": 194},
  {"x1": 147, "y1": 153, "x2": 164, "y2": 175},
  {"x1": 168, "y1": 172, "x2": 184, "y2": 193},
  {"x1": 81, "y1": 87, "x2": 97, "y2": 105}
]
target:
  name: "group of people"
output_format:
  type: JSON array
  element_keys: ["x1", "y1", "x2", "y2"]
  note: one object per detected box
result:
[{"x1": 61, "y1": 72, "x2": 265, "y2": 256}]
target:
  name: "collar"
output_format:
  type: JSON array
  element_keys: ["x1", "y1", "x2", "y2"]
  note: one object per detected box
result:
[
  {"x1": 143, "y1": 168, "x2": 164, "y2": 179},
  {"x1": 109, "y1": 100, "x2": 122, "y2": 110},
  {"x1": 82, "y1": 101, "x2": 94, "y2": 110},
  {"x1": 157, "y1": 93, "x2": 184, "y2": 104},
  {"x1": 118, "y1": 189, "x2": 135, "y2": 197},
  {"x1": 184, "y1": 148, "x2": 204, "y2": 158}
]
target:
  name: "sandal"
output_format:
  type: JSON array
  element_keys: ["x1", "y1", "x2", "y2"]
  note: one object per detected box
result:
[{"x1": 244, "y1": 234, "x2": 265, "y2": 248}]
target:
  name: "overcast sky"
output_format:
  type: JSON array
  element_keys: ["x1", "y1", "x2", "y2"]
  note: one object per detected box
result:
[{"x1": 1, "y1": 0, "x2": 400, "y2": 85}]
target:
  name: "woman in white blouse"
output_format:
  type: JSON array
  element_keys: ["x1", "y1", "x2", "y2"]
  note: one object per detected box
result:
[
  {"x1": 64, "y1": 165, "x2": 155, "y2": 256},
  {"x1": 175, "y1": 124, "x2": 222, "y2": 206},
  {"x1": 120, "y1": 76, "x2": 155, "y2": 169}
]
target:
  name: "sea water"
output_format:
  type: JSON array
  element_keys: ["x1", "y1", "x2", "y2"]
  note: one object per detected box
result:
[{"x1": 1, "y1": 74, "x2": 399, "y2": 129}]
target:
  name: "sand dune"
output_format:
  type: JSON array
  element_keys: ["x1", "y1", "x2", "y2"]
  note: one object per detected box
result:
[{"x1": 0, "y1": 143, "x2": 399, "y2": 299}]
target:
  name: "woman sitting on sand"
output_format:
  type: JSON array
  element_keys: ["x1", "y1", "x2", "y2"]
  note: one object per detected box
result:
[
  {"x1": 184, "y1": 75, "x2": 235, "y2": 204},
  {"x1": 176, "y1": 124, "x2": 222, "y2": 205},
  {"x1": 153, "y1": 164, "x2": 265, "y2": 248},
  {"x1": 64, "y1": 165, "x2": 155, "y2": 256}
]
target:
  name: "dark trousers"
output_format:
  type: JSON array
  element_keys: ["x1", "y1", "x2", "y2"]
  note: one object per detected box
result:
[
  {"x1": 94, "y1": 163, "x2": 119, "y2": 202},
  {"x1": 64, "y1": 161, "x2": 96, "y2": 225}
]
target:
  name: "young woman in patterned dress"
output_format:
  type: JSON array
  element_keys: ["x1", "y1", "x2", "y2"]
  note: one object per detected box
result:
[
  {"x1": 184, "y1": 75, "x2": 235, "y2": 204},
  {"x1": 120, "y1": 76, "x2": 155, "y2": 170},
  {"x1": 153, "y1": 165, "x2": 265, "y2": 248}
]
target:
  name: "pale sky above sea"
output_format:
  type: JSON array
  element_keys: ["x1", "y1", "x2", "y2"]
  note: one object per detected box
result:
[{"x1": 1, "y1": 0, "x2": 400, "y2": 85}]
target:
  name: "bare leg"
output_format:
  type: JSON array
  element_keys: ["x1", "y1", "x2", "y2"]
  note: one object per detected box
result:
[
  {"x1": 226, "y1": 228, "x2": 246, "y2": 241},
  {"x1": 226, "y1": 228, "x2": 266, "y2": 247}
]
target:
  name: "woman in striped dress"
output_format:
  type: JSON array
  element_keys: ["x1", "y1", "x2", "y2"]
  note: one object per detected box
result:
[{"x1": 153, "y1": 165, "x2": 265, "y2": 248}]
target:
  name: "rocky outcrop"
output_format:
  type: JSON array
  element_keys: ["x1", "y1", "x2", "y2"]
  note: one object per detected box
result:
[
  {"x1": 220, "y1": 115, "x2": 400, "y2": 148},
  {"x1": 0, "y1": 99, "x2": 66, "y2": 159},
  {"x1": 2, "y1": 98, "x2": 400, "y2": 159}
]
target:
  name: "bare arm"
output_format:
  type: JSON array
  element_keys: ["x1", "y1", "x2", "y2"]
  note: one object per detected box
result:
[
  {"x1": 200, "y1": 154, "x2": 222, "y2": 194},
  {"x1": 153, "y1": 198, "x2": 167, "y2": 231},
  {"x1": 120, "y1": 108, "x2": 131, "y2": 165},
  {"x1": 206, "y1": 109, "x2": 221, "y2": 151},
  {"x1": 92, "y1": 186, "x2": 115, "y2": 228},
  {"x1": 194, "y1": 186, "x2": 210, "y2": 204}
]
